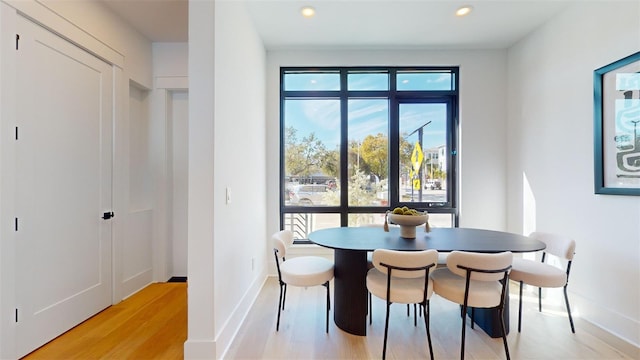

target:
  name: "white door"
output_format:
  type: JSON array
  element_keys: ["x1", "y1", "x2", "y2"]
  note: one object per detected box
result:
[{"x1": 14, "y1": 17, "x2": 113, "y2": 358}]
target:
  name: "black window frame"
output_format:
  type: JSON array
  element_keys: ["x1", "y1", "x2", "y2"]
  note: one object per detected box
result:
[{"x1": 280, "y1": 67, "x2": 459, "y2": 241}]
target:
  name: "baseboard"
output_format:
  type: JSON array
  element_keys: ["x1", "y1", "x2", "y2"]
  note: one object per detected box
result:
[
  {"x1": 570, "y1": 292, "x2": 639, "y2": 355},
  {"x1": 184, "y1": 339, "x2": 216, "y2": 360},
  {"x1": 579, "y1": 318, "x2": 640, "y2": 359},
  {"x1": 117, "y1": 268, "x2": 153, "y2": 302},
  {"x1": 217, "y1": 274, "x2": 268, "y2": 359}
]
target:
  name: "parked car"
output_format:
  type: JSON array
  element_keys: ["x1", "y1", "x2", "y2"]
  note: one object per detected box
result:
[
  {"x1": 288, "y1": 184, "x2": 331, "y2": 205},
  {"x1": 424, "y1": 179, "x2": 442, "y2": 190}
]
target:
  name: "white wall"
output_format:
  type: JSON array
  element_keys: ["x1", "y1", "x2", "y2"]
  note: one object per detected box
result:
[
  {"x1": 129, "y1": 85, "x2": 152, "y2": 211},
  {"x1": 186, "y1": 1, "x2": 267, "y2": 358},
  {"x1": 266, "y1": 49, "x2": 509, "y2": 243},
  {"x1": 213, "y1": 1, "x2": 267, "y2": 352},
  {"x1": 507, "y1": 2, "x2": 640, "y2": 347},
  {"x1": 186, "y1": 2, "x2": 216, "y2": 356},
  {"x1": 154, "y1": 42, "x2": 188, "y2": 77}
]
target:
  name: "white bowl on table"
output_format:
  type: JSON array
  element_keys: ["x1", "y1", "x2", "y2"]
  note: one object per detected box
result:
[{"x1": 388, "y1": 212, "x2": 429, "y2": 238}]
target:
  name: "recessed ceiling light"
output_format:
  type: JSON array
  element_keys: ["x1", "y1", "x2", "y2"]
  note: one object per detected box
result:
[
  {"x1": 455, "y1": 5, "x2": 473, "y2": 17},
  {"x1": 301, "y1": 6, "x2": 315, "y2": 18}
]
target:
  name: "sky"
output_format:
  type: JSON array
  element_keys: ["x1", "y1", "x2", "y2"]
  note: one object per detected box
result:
[
  {"x1": 284, "y1": 71, "x2": 450, "y2": 151},
  {"x1": 285, "y1": 99, "x2": 447, "y2": 151}
]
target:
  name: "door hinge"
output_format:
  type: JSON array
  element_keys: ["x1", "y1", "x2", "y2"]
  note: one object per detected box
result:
[
  {"x1": 102, "y1": 211, "x2": 114, "y2": 220},
  {"x1": 15, "y1": 217, "x2": 18, "y2": 231},
  {"x1": 15, "y1": 308, "x2": 18, "y2": 323},
  {"x1": 15, "y1": 34, "x2": 19, "y2": 50}
]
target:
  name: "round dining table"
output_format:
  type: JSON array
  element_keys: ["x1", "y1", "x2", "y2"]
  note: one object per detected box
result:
[{"x1": 307, "y1": 226, "x2": 546, "y2": 337}]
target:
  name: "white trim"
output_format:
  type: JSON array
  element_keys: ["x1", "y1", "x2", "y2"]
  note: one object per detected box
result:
[
  {"x1": 4, "y1": 0, "x2": 124, "y2": 68},
  {"x1": 157, "y1": 76, "x2": 188, "y2": 90},
  {"x1": 184, "y1": 339, "x2": 217, "y2": 360},
  {"x1": 572, "y1": 292, "x2": 640, "y2": 350},
  {"x1": 0, "y1": 3, "x2": 18, "y2": 358},
  {"x1": 217, "y1": 276, "x2": 268, "y2": 359},
  {"x1": 111, "y1": 65, "x2": 126, "y2": 303},
  {"x1": 579, "y1": 318, "x2": 640, "y2": 358}
]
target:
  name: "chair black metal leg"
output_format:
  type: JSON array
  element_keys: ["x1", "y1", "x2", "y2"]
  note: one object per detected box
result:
[
  {"x1": 460, "y1": 303, "x2": 467, "y2": 360},
  {"x1": 276, "y1": 282, "x2": 284, "y2": 331},
  {"x1": 414, "y1": 303, "x2": 417, "y2": 326},
  {"x1": 407, "y1": 303, "x2": 410, "y2": 317},
  {"x1": 499, "y1": 306, "x2": 511, "y2": 360},
  {"x1": 518, "y1": 281, "x2": 523, "y2": 332},
  {"x1": 369, "y1": 292, "x2": 372, "y2": 325},
  {"x1": 564, "y1": 285, "x2": 575, "y2": 333},
  {"x1": 424, "y1": 301, "x2": 434, "y2": 360},
  {"x1": 282, "y1": 283, "x2": 288, "y2": 310},
  {"x1": 325, "y1": 281, "x2": 331, "y2": 333},
  {"x1": 538, "y1": 286, "x2": 542, "y2": 312},
  {"x1": 382, "y1": 300, "x2": 392, "y2": 360}
]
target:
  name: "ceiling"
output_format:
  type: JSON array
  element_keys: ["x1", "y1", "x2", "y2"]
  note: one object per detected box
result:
[
  {"x1": 99, "y1": 0, "x2": 574, "y2": 49},
  {"x1": 99, "y1": 0, "x2": 188, "y2": 42}
]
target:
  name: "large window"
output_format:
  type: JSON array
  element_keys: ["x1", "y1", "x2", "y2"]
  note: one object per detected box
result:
[{"x1": 281, "y1": 67, "x2": 459, "y2": 241}]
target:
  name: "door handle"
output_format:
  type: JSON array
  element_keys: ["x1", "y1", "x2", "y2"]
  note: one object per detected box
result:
[{"x1": 102, "y1": 211, "x2": 114, "y2": 220}]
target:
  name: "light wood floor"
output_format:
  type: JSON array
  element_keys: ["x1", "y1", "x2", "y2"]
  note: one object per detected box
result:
[
  {"x1": 225, "y1": 277, "x2": 637, "y2": 359},
  {"x1": 22, "y1": 279, "x2": 637, "y2": 359},
  {"x1": 22, "y1": 282, "x2": 186, "y2": 360}
]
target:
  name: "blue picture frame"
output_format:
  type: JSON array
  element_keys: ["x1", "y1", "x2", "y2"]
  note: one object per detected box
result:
[{"x1": 594, "y1": 51, "x2": 640, "y2": 196}]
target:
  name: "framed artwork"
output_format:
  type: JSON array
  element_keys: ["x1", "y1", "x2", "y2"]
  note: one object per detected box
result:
[{"x1": 594, "y1": 51, "x2": 640, "y2": 195}]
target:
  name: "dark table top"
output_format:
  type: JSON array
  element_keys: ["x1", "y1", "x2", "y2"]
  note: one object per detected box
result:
[{"x1": 308, "y1": 227, "x2": 545, "y2": 253}]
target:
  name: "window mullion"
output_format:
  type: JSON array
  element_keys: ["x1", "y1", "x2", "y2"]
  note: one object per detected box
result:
[
  {"x1": 389, "y1": 69, "x2": 400, "y2": 209},
  {"x1": 340, "y1": 69, "x2": 349, "y2": 226}
]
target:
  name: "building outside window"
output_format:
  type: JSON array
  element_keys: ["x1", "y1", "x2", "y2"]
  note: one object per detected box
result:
[{"x1": 280, "y1": 67, "x2": 459, "y2": 241}]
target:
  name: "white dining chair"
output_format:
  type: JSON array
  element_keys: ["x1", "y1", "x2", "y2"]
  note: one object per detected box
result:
[
  {"x1": 272, "y1": 229, "x2": 335, "y2": 332},
  {"x1": 431, "y1": 251, "x2": 513, "y2": 360},
  {"x1": 366, "y1": 249, "x2": 438, "y2": 360},
  {"x1": 509, "y1": 231, "x2": 576, "y2": 333},
  {"x1": 359, "y1": 223, "x2": 417, "y2": 325}
]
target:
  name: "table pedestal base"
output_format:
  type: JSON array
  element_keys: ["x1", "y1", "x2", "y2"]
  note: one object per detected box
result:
[
  {"x1": 333, "y1": 249, "x2": 368, "y2": 336},
  {"x1": 468, "y1": 301, "x2": 509, "y2": 338}
]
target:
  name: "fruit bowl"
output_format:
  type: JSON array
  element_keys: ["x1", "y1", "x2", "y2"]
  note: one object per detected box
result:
[
  {"x1": 388, "y1": 213, "x2": 429, "y2": 227},
  {"x1": 388, "y1": 212, "x2": 430, "y2": 238}
]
